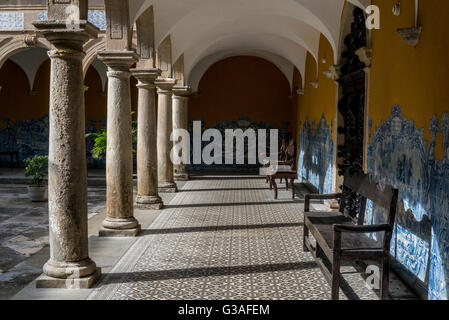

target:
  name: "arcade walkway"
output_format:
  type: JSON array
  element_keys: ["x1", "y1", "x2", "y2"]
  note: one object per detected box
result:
[
  {"x1": 87, "y1": 175, "x2": 383, "y2": 300},
  {"x1": 11, "y1": 175, "x2": 418, "y2": 300}
]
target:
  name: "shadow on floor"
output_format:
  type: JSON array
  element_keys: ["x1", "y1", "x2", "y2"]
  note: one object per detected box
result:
[
  {"x1": 178, "y1": 187, "x2": 279, "y2": 192},
  {"x1": 164, "y1": 200, "x2": 304, "y2": 209},
  {"x1": 139, "y1": 222, "x2": 304, "y2": 235},
  {"x1": 98, "y1": 261, "x2": 318, "y2": 285}
]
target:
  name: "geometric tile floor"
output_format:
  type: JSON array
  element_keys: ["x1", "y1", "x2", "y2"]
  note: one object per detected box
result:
[{"x1": 88, "y1": 176, "x2": 380, "y2": 300}]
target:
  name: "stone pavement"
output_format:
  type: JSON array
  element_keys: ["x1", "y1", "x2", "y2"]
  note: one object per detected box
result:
[{"x1": 0, "y1": 183, "x2": 106, "y2": 299}]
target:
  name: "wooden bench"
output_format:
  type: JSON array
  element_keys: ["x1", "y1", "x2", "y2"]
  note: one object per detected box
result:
[{"x1": 303, "y1": 170, "x2": 398, "y2": 300}]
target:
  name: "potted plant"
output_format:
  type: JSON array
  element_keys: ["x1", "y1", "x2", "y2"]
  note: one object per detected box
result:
[{"x1": 24, "y1": 155, "x2": 48, "y2": 202}]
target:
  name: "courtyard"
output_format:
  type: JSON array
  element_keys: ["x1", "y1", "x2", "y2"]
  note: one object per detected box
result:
[{"x1": 0, "y1": 0, "x2": 448, "y2": 304}]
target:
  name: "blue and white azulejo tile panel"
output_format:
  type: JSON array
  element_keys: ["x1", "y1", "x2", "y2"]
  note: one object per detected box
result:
[
  {"x1": 297, "y1": 114, "x2": 334, "y2": 195},
  {"x1": 366, "y1": 105, "x2": 449, "y2": 300},
  {"x1": 37, "y1": 10, "x2": 106, "y2": 30},
  {"x1": 0, "y1": 12, "x2": 24, "y2": 30}
]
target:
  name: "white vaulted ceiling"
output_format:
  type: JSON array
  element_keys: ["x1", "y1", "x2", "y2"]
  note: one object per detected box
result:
[{"x1": 128, "y1": 0, "x2": 369, "y2": 88}]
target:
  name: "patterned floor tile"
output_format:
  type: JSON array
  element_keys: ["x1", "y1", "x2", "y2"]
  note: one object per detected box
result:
[{"x1": 88, "y1": 176, "x2": 380, "y2": 300}]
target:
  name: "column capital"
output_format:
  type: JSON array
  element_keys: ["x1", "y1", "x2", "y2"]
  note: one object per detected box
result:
[
  {"x1": 155, "y1": 78, "x2": 176, "y2": 94},
  {"x1": 173, "y1": 86, "x2": 192, "y2": 98},
  {"x1": 97, "y1": 50, "x2": 139, "y2": 71},
  {"x1": 32, "y1": 21, "x2": 98, "y2": 51},
  {"x1": 131, "y1": 68, "x2": 162, "y2": 86}
]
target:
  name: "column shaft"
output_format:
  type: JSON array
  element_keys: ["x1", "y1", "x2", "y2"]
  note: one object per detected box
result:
[
  {"x1": 132, "y1": 69, "x2": 164, "y2": 209},
  {"x1": 173, "y1": 86, "x2": 191, "y2": 181},
  {"x1": 98, "y1": 51, "x2": 140, "y2": 237},
  {"x1": 156, "y1": 80, "x2": 178, "y2": 193},
  {"x1": 32, "y1": 21, "x2": 100, "y2": 288}
]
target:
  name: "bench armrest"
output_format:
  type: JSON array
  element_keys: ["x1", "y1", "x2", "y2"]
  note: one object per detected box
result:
[
  {"x1": 304, "y1": 193, "x2": 342, "y2": 212},
  {"x1": 333, "y1": 224, "x2": 391, "y2": 234}
]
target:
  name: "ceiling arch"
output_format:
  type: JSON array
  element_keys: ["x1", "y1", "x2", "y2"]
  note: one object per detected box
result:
[
  {"x1": 185, "y1": 33, "x2": 309, "y2": 90},
  {"x1": 7, "y1": 47, "x2": 49, "y2": 92},
  {"x1": 131, "y1": 0, "x2": 347, "y2": 60},
  {"x1": 171, "y1": 13, "x2": 320, "y2": 68},
  {"x1": 128, "y1": 0, "x2": 371, "y2": 84}
]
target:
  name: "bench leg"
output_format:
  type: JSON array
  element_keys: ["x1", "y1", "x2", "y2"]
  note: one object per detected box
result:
[
  {"x1": 380, "y1": 256, "x2": 390, "y2": 300},
  {"x1": 303, "y1": 224, "x2": 309, "y2": 252},
  {"x1": 291, "y1": 178, "x2": 295, "y2": 199},
  {"x1": 272, "y1": 179, "x2": 278, "y2": 199},
  {"x1": 331, "y1": 255, "x2": 341, "y2": 300}
]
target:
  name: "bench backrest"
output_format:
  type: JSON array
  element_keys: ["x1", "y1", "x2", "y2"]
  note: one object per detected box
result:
[{"x1": 341, "y1": 170, "x2": 399, "y2": 229}]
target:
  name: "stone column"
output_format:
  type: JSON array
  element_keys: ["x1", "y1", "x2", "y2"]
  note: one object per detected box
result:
[
  {"x1": 131, "y1": 68, "x2": 164, "y2": 209},
  {"x1": 97, "y1": 51, "x2": 141, "y2": 237},
  {"x1": 172, "y1": 86, "x2": 191, "y2": 181},
  {"x1": 156, "y1": 79, "x2": 178, "y2": 193},
  {"x1": 32, "y1": 20, "x2": 100, "y2": 288}
]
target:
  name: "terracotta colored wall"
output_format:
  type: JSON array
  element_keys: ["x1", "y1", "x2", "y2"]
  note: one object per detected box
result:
[
  {"x1": 0, "y1": 59, "x2": 50, "y2": 125},
  {"x1": 189, "y1": 56, "x2": 293, "y2": 131},
  {"x1": 85, "y1": 65, "x2": 107, "y2": 128},
  {"x1": 84, "y1": 64, "x2": 138, "y2": 127}
]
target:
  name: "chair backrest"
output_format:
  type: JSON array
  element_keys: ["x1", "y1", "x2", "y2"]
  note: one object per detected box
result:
[{"x1": 341, "y1": 170, "x2": 399, "y2": 230}]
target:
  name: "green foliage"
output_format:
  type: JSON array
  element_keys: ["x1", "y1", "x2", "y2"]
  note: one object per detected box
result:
[
  {"x1": 86, "y1": 113, "x2": 137, "y2": 160},
  {"x1": 86, "y1": 129, "x2": 107, "y2": 160},
  {"x1": 24, "y1": 155, "x2": 48, "y2": 186}
]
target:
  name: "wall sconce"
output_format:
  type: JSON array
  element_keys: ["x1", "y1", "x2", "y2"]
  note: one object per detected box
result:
[
  {"x1": 321, "y1": 57, "x2": 327, "y2": 64},
  {"x1": 310, "y1": 81, "x2": 319, "y2": 89},
  {"x1": 397, "y1": 0, "x2": 422, "y2": 47},
  {"x1": 392, "y1": 1, "x2": 401, "y2": 16}
]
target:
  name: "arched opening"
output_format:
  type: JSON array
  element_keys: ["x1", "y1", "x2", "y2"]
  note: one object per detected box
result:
[
  {"x1": 0, "y1": 48, "x2": 50, "y2": 167},
  {"x1": 188, "y1": 56, "x2": 294, "y2": 172}
]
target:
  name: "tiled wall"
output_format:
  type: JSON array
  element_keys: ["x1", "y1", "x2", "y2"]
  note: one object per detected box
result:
[
  {"x1": 187, "y1": 117, "x2": 284, "y2": 171},
  {"x1": 37, "y1": 10, "x2": 106, "y2": 30},
  {"x1": 0, "y1": 12, "x2": 24, "y2": 30},
  {"x1": 0, "y1": 116, "x2": 106, "y2": 168},
  {"x1": 297, "y1": 114, "x2": 334, "y2": 194},
  {"x1": 366, "y1": 105, "x2": 449, "y2": 300}
]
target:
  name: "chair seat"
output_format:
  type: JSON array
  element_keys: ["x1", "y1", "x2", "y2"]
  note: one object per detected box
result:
[{"x1": 304, "y1": 211, "x2": 382, "y2": 251}]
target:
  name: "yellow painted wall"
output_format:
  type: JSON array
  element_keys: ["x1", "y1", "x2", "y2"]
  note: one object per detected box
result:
[
  {"x1": 296, "y1": 34, "x2": 337, "y2": 137},
  {"x1": 370, "y1": 0, "x2": 449, "y2": 160}
]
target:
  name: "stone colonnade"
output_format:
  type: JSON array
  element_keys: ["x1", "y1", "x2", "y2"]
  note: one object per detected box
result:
[
  {"x1": 172, "y1": 86, "x2": 191, "y2": 181},
  {"x1": 32, "y1": 1, "x2": 191, "y2": 288}
]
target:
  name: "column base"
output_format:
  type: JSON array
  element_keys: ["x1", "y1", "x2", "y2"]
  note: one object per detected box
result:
[
  {"x1": 135, "y1": 195, "x2": 164, "y2": 210},
  {"x1": 99, "y1": 217, "x2": 141, "y2": 237},
  {"x1": 158, "y1": 182, "x2": 178, "y2": 193},
  {"x1": 174, "y1": 173, "x2": 190, "y2": 181},
  {"x1": 99, "y1": 225, "x2": 141, "y2": 237},
  {"x1": 36, "y1": 268, "x2": 101, "y2": 289}
]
